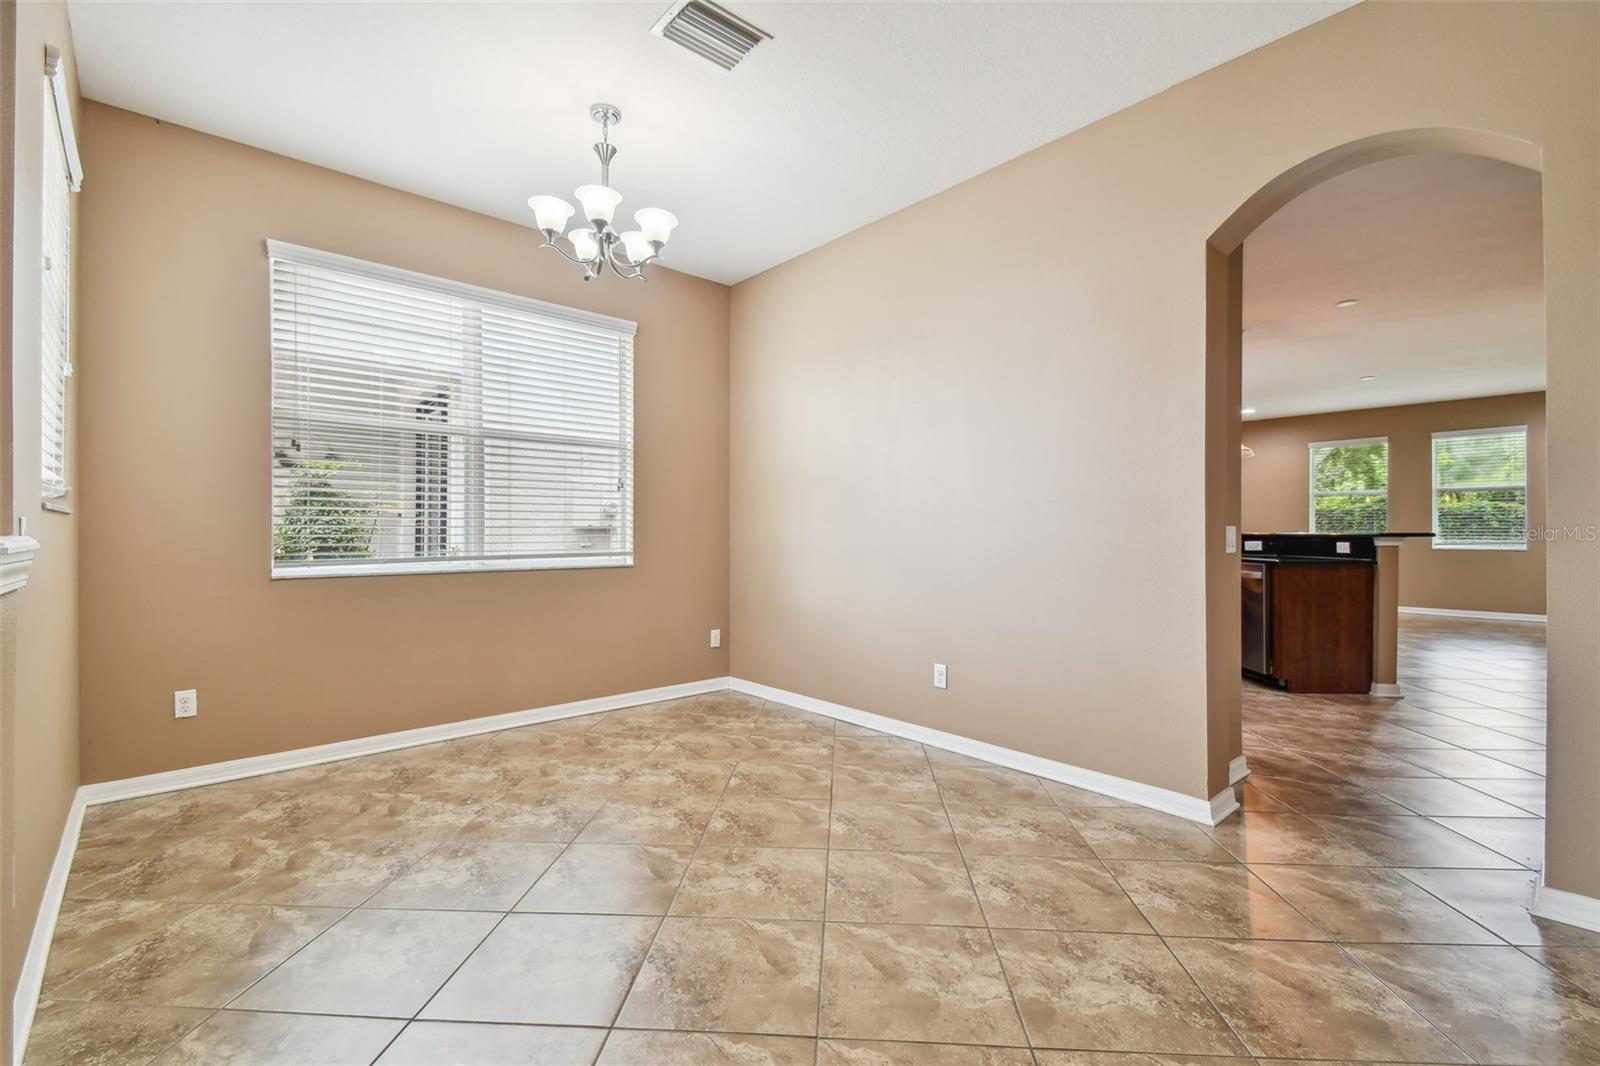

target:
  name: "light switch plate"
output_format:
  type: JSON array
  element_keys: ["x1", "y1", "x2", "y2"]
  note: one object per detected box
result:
[{"x1": 1225, "y1": 525, "x2": 1238, "y2": 554}]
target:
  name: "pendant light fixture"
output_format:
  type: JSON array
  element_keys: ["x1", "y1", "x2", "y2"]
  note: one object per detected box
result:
[{"x1": 528, "y1": 103, "x2": 678, "y2": 282}]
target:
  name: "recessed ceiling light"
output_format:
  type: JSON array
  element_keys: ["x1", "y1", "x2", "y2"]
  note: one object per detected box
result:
[
  {"x1": 1360, "y1": 375, "x2": 1376, "y2": 382},
  {"x1": 1241, "y1": 407, "x2": 1256, "y2": 415},
  {"x1": 1336, "y1": 298, "x2": 1360, "y2": 309}
]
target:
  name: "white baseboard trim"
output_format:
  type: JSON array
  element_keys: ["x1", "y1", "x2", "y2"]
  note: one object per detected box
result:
[
  {"x1": 80, "y1": 677, "x2": 730, "y2": 807},
  {"x1": 11, "y1": 789, "x2": 86, "y2": 1065},
  {"x1": 1532, "y1": 878, "x2": 1600, "y2": 932},
  {"x1": 1399, "y1": 606, "x2": 1547, "y2": 623},
  {"x1": 730, "y1": 677, "x2": 1231, "y2": 826},
  {"x1": 1370, "y1": 683, "x2": 1404, "y2": 698},
  {"x1": 1228, "y1": 755, "x2": 1250, "y2": 785}
]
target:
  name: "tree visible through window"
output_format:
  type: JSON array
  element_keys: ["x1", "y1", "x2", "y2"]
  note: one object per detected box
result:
[
  {"x1": 1310, "y1": 439, "x2": 1388, "y2": 534},
  {"x1": 1433, "y1": 427, "x2": 1527, "y2": 548}
]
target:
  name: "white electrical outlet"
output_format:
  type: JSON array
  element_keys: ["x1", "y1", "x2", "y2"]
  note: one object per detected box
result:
[
  {"x1": 709, "y1": 628, "x2": 722, "y2": 649},
  {"x1": 933, "y1": 663, "x2": 948, "y2": 689},
  {"x1": 174, "y1": 689, "x2": 198, "y2": 719}
]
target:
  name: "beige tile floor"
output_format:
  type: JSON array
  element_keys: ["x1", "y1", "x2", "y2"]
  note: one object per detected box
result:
[{"x1": 24, "y1": 617, "x2": 1600, "y2": 1065}]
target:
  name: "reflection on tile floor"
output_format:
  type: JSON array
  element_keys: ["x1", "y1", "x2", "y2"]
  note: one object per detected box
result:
[{"x1": 25, "y1": 617, "x2": 1600, "y2": 1064}]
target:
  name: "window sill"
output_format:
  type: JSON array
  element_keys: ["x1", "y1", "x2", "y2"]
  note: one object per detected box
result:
[
  {"x1": 271, "y1": 554, "x2": 634, "y2": 580},
  {"x1": 1431, "y1": 542, "x2": 1528, "y2": 552}
]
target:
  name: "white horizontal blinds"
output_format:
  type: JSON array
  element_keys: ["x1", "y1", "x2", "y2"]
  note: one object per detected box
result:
[
  {"x1": 270, "y1": 244, "x2": 635, "y2": 575},
  {"x1": 1434, "y1": 427, "x2": 1527, "y2": 547},
  {"x1": 40, "y1": 88, "x2": 73, "y2": 498},
  {"x1": 1310, "y1": 439, "x2": 1387, "y2": 534}
]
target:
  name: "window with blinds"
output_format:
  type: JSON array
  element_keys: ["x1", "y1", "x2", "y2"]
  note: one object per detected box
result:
[
  {"x1": 1433, "y1": 426, "x2": 1528, "y2": 549},
  {"x1": 269, "y1": 242, "x2": 636, "y2": 578},
  {"x1": 1309, "y1": 438, "x2": 1388, "y2": 534},
  {"x1": 40, "y1": 88, "x2": 74, "y2": 499}
]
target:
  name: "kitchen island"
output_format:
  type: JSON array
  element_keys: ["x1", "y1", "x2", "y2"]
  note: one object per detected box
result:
[{"x1": 1242, "y1": 532, "x2": 1433, "y2": 694}]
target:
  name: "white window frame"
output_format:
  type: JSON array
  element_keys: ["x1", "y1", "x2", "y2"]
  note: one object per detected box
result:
[
  {"x1": 1308, "y1": 436, "x2": 1389, "y2": 534},
  {"x1": 39, "y1": 45, "x2": 83, "y2": 502},
  {"x1": 1431, "y1": 425, "x2": 1529, "y2": 552},
  {"x1": 266, "y1": 241, "x2": 638, "y2": 579}
]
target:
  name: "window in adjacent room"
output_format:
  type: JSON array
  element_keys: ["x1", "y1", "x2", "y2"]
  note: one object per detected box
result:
[
  {"x1": 1432, "y1": 426, "x2": 1528, "y2": 550},
  {"x1": 268, "y1": 241, "x2": 636, "y2": 577},
  {"x1": 40, "y1": 52, "x2": 81, "y2": 501},
  {"x1": 1309, "y1": 437, "x2": 1388, "y2": 534}
]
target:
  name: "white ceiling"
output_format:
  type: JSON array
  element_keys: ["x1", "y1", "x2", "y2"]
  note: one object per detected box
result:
[
  {"x1": 1243, "y1": 153, "x2": 1544, "y2": 421},
  {"x1": 67, "y1": 0, "x2": 1348, "y2": 285}
]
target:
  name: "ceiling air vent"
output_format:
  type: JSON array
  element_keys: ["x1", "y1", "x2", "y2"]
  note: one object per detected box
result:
[{"x1": 651, "y1": 0, "x2": 771, "y2": 71}]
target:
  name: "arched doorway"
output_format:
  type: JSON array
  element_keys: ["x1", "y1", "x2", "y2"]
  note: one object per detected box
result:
[{"x1": 1203, "y1": 128, "x2": 1587, "y2": 926}]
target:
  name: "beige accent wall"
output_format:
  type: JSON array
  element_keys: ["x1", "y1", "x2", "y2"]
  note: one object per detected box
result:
[
  {"x1": 1242, "y1": 392, "x2": 1547, "y2": 616},
  {"x1": 2, "y1": 1, "x2": 81, "y2": 1056},
  {"x1": 729, "y1": 1, "x2": 1598, "y2": 895},
  {"x1": 76, "y1": 103, "x2": 730, "y2": 783}
]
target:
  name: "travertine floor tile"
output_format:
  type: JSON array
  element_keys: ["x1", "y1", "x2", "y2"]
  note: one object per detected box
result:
[
  {"x1": 598, "y1": 1029, "x2": 815, "y2": 1065},
  {"x1": 1165, "y1": 938, "x2": 1467, "y2": 1062},
  {"x1": 455, "y1": 793, "x2": 608, "y2": 843},
  {"x1": 672, "y1": 847, "x2": 828, "y2": 920},
  {"x1": 1523, "y1": 945, "x2": 1600, "y2": 997},
  {"x1": 1203, "y1": 812, "x2": 1380, "y2": 866},
  {"x1": 516, "y1": 843, "x2": 692, "y2": 915},
  {"x1": 1428, "y1": 815, "x2": 1543, "y2": 868},
  {"x1": 617, "y1": 917, "x2": 823, "y2": 1035},
  {"x1": 39, "y1": 899, "x2": 199, "y2": 993},
  {"x1": 992, "y1": 929, "x2": 1243, "y2": 1055},
  {"x1": 578, "y1": 795, "x2": 719, "y2": 845},
  {"x1": 234, "y1": 908, "x2": 498, "y2": 1017},
  {"x1": 422, "y1": 913, "x2": 658, "y2": 1025},
  {"x1": 1397, "y1": 868, "x2": 1600, "y2": 947},
  {"x1": 364, "y1": 841, "x2": 563, "y2": 911},
  {"x1": 1362, "y1": 777, "x2": 1536, "y2": 818},
  {"x1": 150, "y1": 1010, "x2": 403, "y2": 1065},
  {"x1": 967, "y1": 855, "x2": 1150, "y2": 932},
  {"x1": 1311, "y1": 814, "x2": 1522, "y2": 869},
  {"x1": 220, "y1": 838, "x2": 435, "y2": 907},
  {"x1": 725, "y1": 759, "x2": 833, "y2": 798},
  {"x1": 933, "y1": 767, "x2": 1053, "y2": 806},
  {"x1": 52, "y1": 903, "x2": 342, "y2": 1008},
  {"x1": 703, "y1": 796, "x2": 831, "y2": 848},
  {"x1": 1032, "y1": 1054, "x2": 1252, "y2": 1066},
  {"x1": 826, "y1": 850, "x2": 984, "y2": 926},
  {"x1": 21, "y1": 1000, "x2": 208, "y2": 1066},
  {"x1": 378, "y1": 1021, "x2": 608, "y2": 1065},
  {"x1": 945, "y1": 803, "x2": 1092, "y2": 857},
  {"x1": 1249, "y1": 864, "x2": 1501, "y2": 944},
  {"x1": 73, "y1": 836, "x2": 295, "y2": 902},
  {"x1": 1069, "y1": 809, "x2": 1233, "y2": 862},
  {"x1": 1104, "y1": 861, "x2": 1324, "y2": 941},
  {"x1": 1352, "y1": 943, "x2": 1600, "y2": 1065},
  {"x1": 78, "y1": 788, "x2": 283, "y2": 846},
  {"x1": 819, "y1": 923, "x2": 1025, "y2": 1046},
  {"x1": 820, "y1": 1039, "x2": 1035, "y2": 1065},
  {"x1": 830, "y1": 801, "x2": 959, "y2": 853}
]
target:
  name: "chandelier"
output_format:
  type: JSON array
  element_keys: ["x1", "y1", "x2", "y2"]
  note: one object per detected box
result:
[{"x1": 528, "y1": 103, "x2": 678, "y2": 282}]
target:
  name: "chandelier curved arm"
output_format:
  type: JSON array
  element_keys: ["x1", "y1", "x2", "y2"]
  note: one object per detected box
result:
[
  {"x1": 538, "y1": 234, "x2": 600, "y2": 269},
  {"x1": 603, "y1": 241, "x2": 657, "y2": 281}
]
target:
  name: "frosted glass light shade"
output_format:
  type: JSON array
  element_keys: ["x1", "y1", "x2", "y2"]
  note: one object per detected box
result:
[
  {"x1": 528, "y1": 195, "x2": 575, "y2": 234},
  {"x1": 618, "y1": 230, "x2": 653, "y2": 264},
  {"x1": 567, "y1": 227, "x2": 599, "y2": 261},
  {"x1": 575, "y1": 184, "x2": 623, "y2": 226},
  {"x1": 635, "y1": 207, "x2": 679, "y2": 245}
]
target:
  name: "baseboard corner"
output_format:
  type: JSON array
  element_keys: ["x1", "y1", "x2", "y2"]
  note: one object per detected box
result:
[
  {"x1": 1532, "y1": 878, "x2": 1600, "y2": 933},
  {"x1": 11, "y1": 789, "x2": 86, "y2": 1065},
  {"x1": 1227, "y1": 755, "x2": 1250, "y2": 785}
]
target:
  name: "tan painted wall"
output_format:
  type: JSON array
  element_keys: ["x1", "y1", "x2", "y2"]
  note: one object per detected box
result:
[
  {"x1": 76, "y1": 103, "x2": 731, "y2": 782},
  {"x1": 729, "y1": 0, "x2": 1598, "y2": 896},
  {"x1": 1243, "y1": 392, "x2": 1547, "y2": 616},
  {"x1": 3, "y1": 0, "x2": 81, "y2": 1051}
]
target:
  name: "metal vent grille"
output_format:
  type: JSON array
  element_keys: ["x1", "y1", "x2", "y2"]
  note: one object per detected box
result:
[{"x1": 651, "y1": 0, "x2": 771, "y2": 71}]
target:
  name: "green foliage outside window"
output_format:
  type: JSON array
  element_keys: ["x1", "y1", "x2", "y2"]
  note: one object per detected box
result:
[
  {"x1": 1311, "y1": 442, "x2": 1388, "y2": 534},
  {"x1": 1435, "y1": 430, "x2": 1527, "y2": 546},
  {"x1": 272, "y1": 456, "x2": 377, "y2": 562}
]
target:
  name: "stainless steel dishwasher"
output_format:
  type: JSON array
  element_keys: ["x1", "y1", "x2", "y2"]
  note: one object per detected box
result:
[{"x1": 1241, "y1": 560, "x2": 1270, "y2": 677}]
